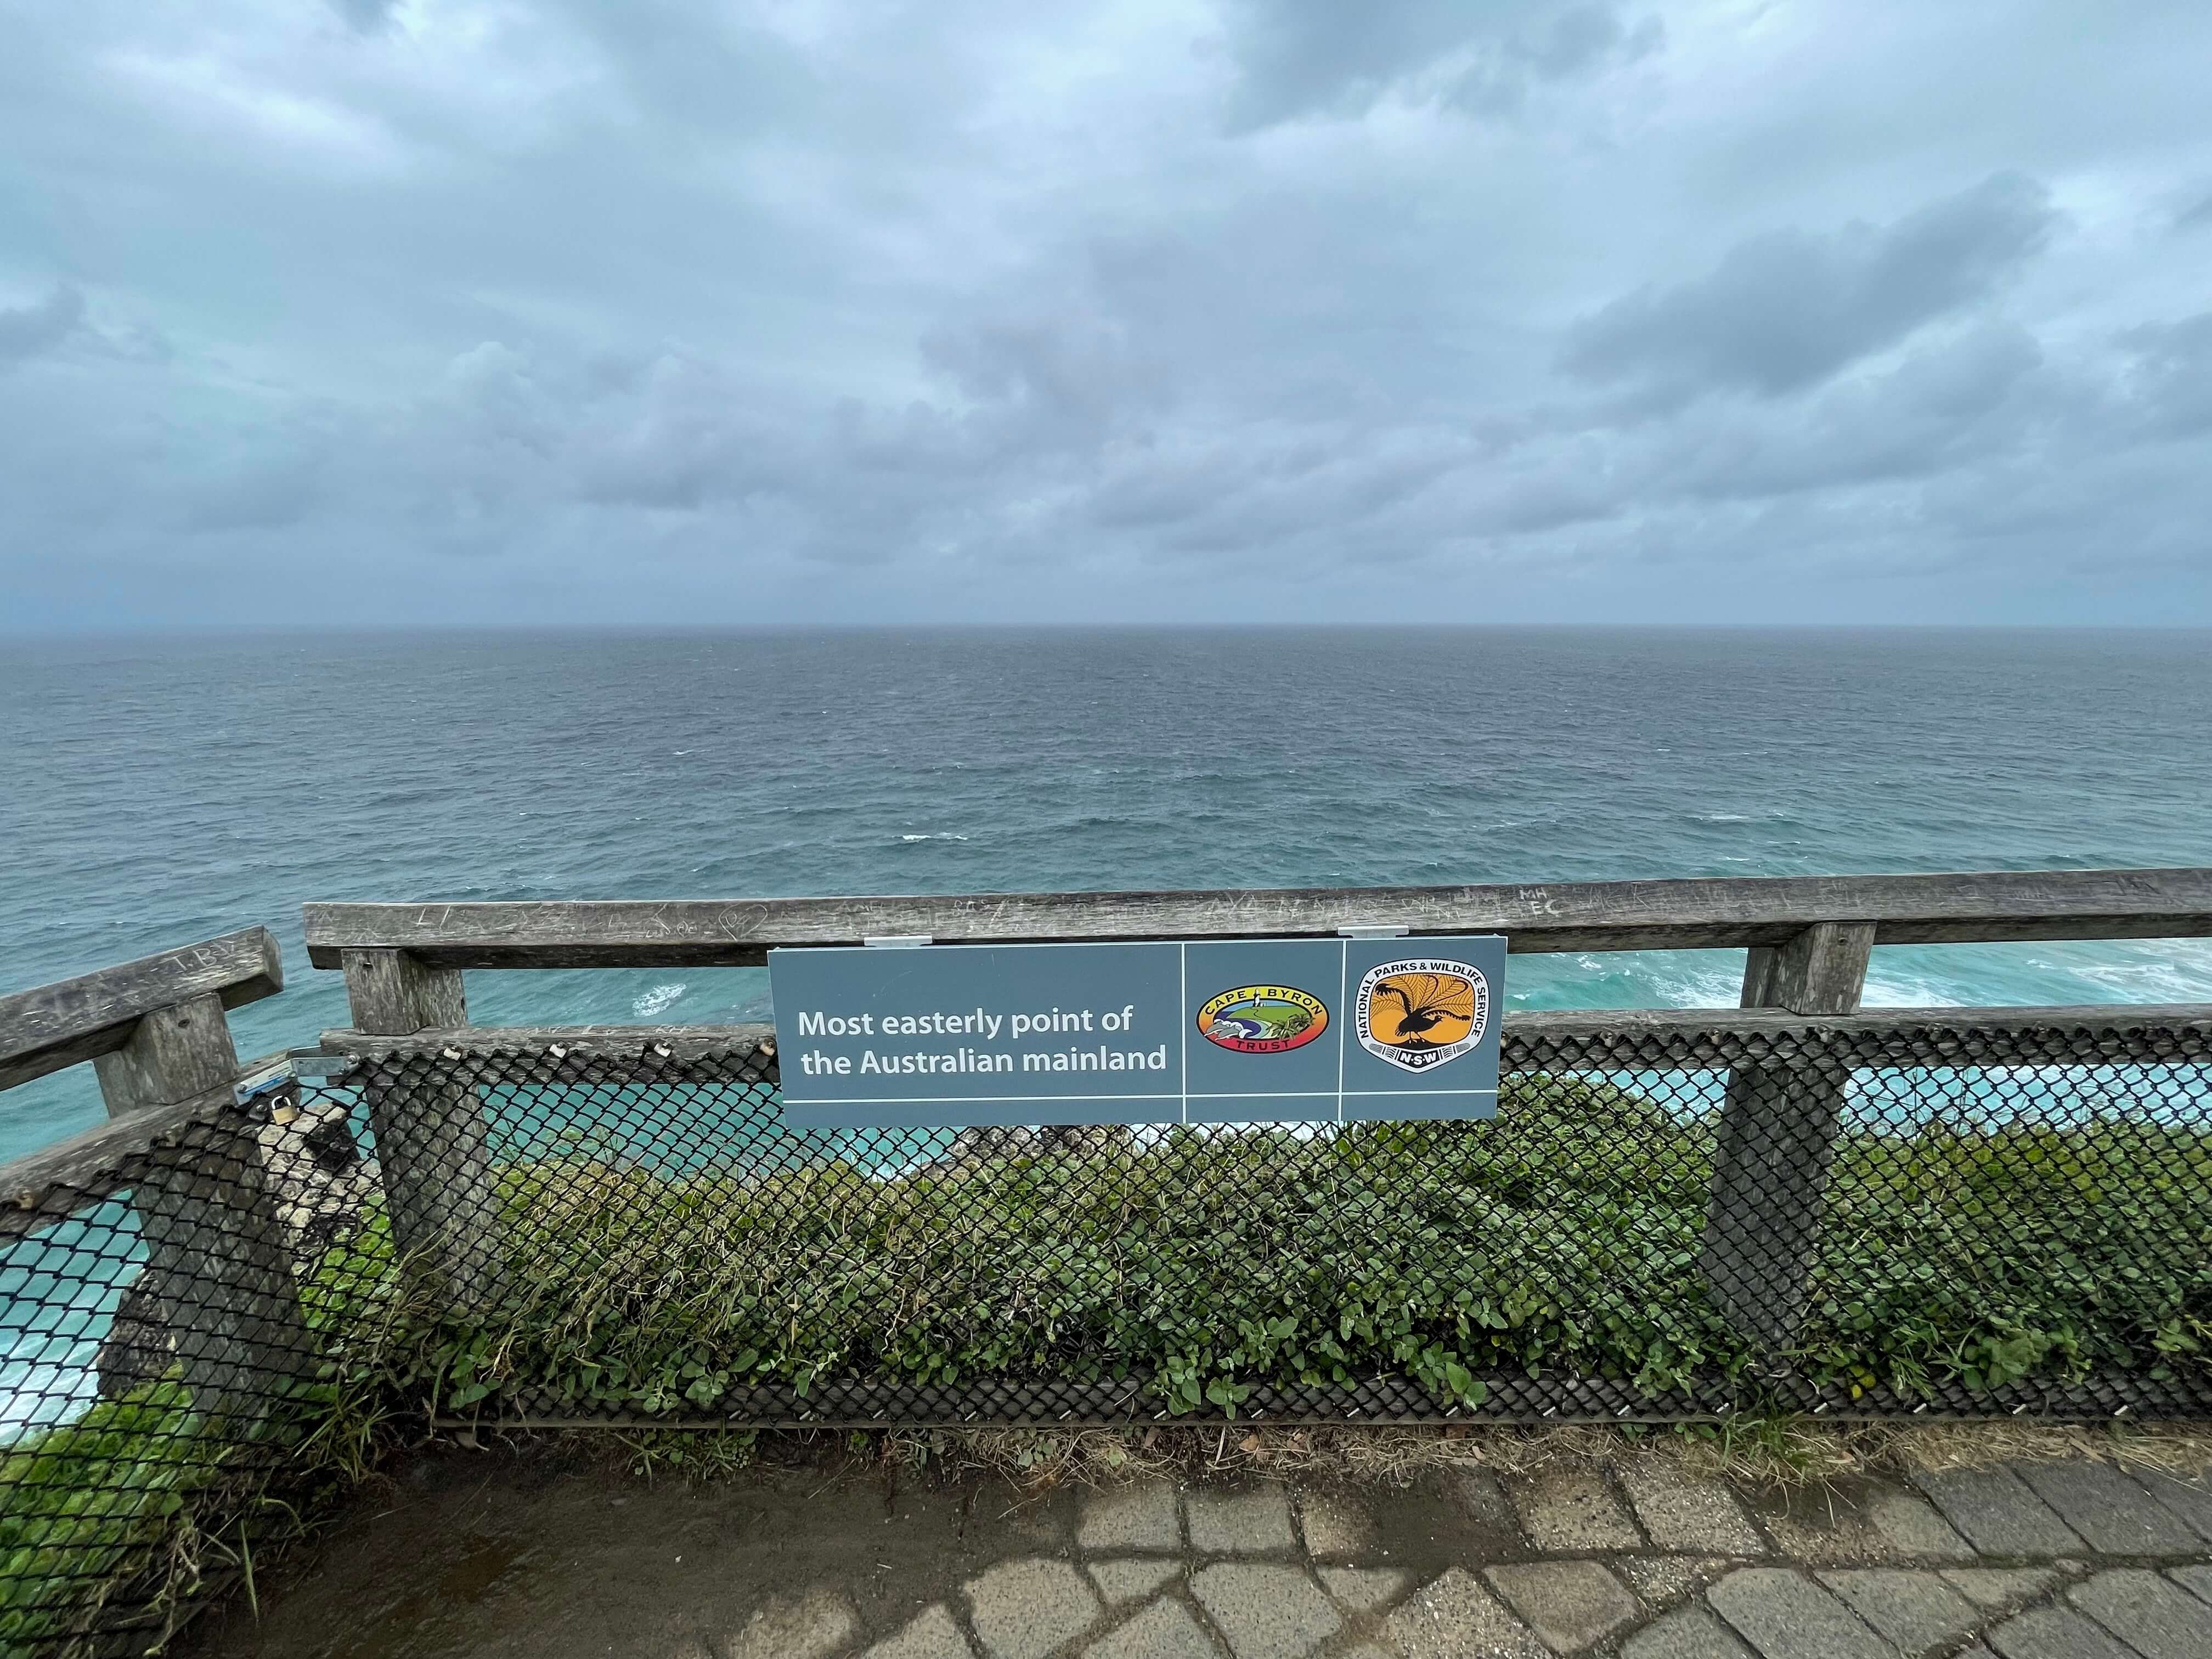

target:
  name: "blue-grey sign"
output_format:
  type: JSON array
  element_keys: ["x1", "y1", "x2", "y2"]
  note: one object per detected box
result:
[{"x1": 769, "y1": 935, "x2": 1504, "y2": 1128}]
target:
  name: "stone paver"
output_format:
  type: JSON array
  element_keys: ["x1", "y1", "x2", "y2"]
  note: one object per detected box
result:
[
  {"x1": 1485, "y1": 1561, "x2": 1643, "y2": 1653},
  {"x1": 1089, "y1": 1558, "x2": 1181, "y2": 1606},
  {"x1": 1297, "y1": 1487, "x2": 1380, "y2": 1557},
  {"x1": 1083, "y1": 1597, "x2": 1216, "y2": 1659},
  {"x1": 1387, "y1": 1567, "x2": 1547, "y2": 1659},
  {"x1": 1819, "y1": 1568, "x2": 1981, "y2": 1653},
  {"x1": 717, "y1": 1589, "x2": 859, "y2": 1659},
  {"x1": 1190, "y1": 1562, "x2": 1341, "y2": 1658},
  {"x1": 1617, "y1": 1460, "x2": 1766, "y2": 1555},
  {"x1": 2171, "y1": 1562, "x2": 2212, "y2": 1606},
  {"x1": 1081, "y1": 1481, "x2": 1183, "y2": 1553},
  {"x1": 1319, "y1": 1566, "x2": 1411, "y2": 1611},
  {"x1": 1707, "y1": 1567, "x2": 1892, "y2": 1659},
  {"x1": 2015, "y1": 1460, "x2": 2202, "y2": 1555},
  {"x1": 963, "y1": 1558, "x2": 1102, "y2": 1659},
  {"x1": 1511, "y1": 1468, "x2": 1644, "y2": 1552},
  {"x1": 1750, "y1": 1481, "x2": 1971, "y2": 1563},
  {"x1": 1942, "y1": 1566, "x2": 2061, "y2": 1610},
  {"x1": 2131, "y1": 1469, "x2": 2212, "y2": 1547},
  {"x1": 1185, "y1": 1482, "x2": 1298, "y2": 1555},
  {"x1": 1911, "y1": 1466, "x2": 2086, "y2": 1557},
  {"x1": 2069, "y1": 1566, "x2": 2212, "y2": 1659},
  {"x1": 1985, "y1": 1605, "x2": 2141, "y2": 1659},
  {"x1": 1625, "y1": 1556, "x2": 1730, "y2": 1611},
  {"x1": 1452, "y1": 1467, "x2": 1532, "y2": 1549},
  {"x1": 1867, "y1": 1487, "x2": 1976, "y2": 1560},
  {"x1": 1621, "y1": 1606, "x2": 1756, "y2": 1659},
  {"x1": 861, "y1": 1604, "x2": 976, "y2": 1659}
]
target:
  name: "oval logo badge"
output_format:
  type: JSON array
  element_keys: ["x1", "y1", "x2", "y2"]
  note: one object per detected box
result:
[
  {"x1": 1355, "y1": 959, "x2": 1487, "y2": 1071},
  {"x1": 1196, "y1": 985, "x2": 1330, "y2": 1053}
]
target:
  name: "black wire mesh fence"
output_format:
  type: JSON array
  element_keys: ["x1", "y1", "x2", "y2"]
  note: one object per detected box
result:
[{"x1": 4, "y1": 1014, "x2": 2210, "y2": 1650}]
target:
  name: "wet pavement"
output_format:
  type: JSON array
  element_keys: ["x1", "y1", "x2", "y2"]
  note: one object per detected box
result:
[{"x1": 177, "y1": 1442, "x2": 2212, "y2": 1658}]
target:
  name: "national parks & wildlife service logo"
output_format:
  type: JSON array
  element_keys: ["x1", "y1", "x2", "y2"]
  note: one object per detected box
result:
[
  {"x1": 1355, "y1": 959, "x2": 1488, "y2": 1071},
  {"x1": 1195, "y1": 984, "x2": 1330, "y2": 1053}
]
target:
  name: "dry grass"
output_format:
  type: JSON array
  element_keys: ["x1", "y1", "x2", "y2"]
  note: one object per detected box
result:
[{"x1": 867, "y1": 1417, "x2": 2212, "y2": 1496}]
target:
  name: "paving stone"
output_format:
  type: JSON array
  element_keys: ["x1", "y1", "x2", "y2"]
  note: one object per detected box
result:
[
  {"x1": 1985, "y1": 1605, "x2": 2141, "y2": 1659},
  {"x1": 1510, "y1": 1467, "x2": 1644, "y2": 1552},
  {"x1": 1189, "y1": 1562, "x2": 1341, "y2": 1658},
  {"x1": 862, "y1": 1604, "x2": 977, "y2": 1659},
  {"x1": 1082, "y1": 1597, "x2": 1216, "y2": 1659},
  {"x1": 1485, "y1": 1560, "x2": 1643, "y2": 1652},
  {"x1": 1617, "y1": 1460, "x2": 1767, "y2": 1555},
  {"x1": 1942, "y1": 1567, "x2": 2060, "y2": 1610},
  {"x1": 717, "y1": 1589, "x2": 859, "y2": 1659},
  {"x1": 1624, "y1": 1556, "x2": 1731, "y2": 1610},
  {"x1": 963, "y1": 1558, "x2": 1103, "y2": 1659},
  {"x1": 1866, "y1": 1487, "x2": 1976, "y2": 1560},
  {"x1": 1910, "y1": 1466, "x2": 2086, "y2": 1557},
  {"x1": 2015, "y1": 1458, "x2": 2202, "y2": 1555},
  {"x1": 1747, "y1": 1481, "x2": 1968, "y2": 1565},
  {"x1": 2169, "y1": 1564, "x2": 2212, "y2": 1606},
  {"x1": 1185, "y1": 1482, "x2": 1298, "y2": 1555},
  {"x1": 1450, "y1": 1467, "x2": 1539, "y2": 1560},
  {"x1": 1819, "y1": 1568, "x2": 1982, "y2": 1653},
  {"x1": 1089, "y1": 1558, "x2": 1181, "y2": 1607},
  {"x1": 2129, "y1": 1468, "x2": 2212, "y2": 1547},
  {"x1": 1706, "y1": 1567, "x2": 1893, "y2": 1659},
  {"x1": 1297, "y1": 1486, "x2": 1380, "y2": 1558},
  {"x1": 1621, "y1": 1606, "x2": 1757, "y2": 1659},
  {"x1": 1386, "y1": 1567, "x2": 1548, "y2": 1659},
  {"x1": 1319, "y1": 1565, "x2": 1411, "y2": 1612},
  {"x1": 2069, "y1": 1566, "x2": 2212, "y2": 1659},
  {"x1": 1081, "y1": 1481, "x2": 1183, "y2": 1554}
]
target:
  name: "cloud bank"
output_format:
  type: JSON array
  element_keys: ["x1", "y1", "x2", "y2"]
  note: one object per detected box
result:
[{"x1": 2, "y1": 0, "x2": 2209, "y2": 627}]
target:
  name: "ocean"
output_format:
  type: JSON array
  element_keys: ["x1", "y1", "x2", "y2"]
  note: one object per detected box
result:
[{"x1": 5, "y1": 625, "x2": 2212, "y2": 1166}]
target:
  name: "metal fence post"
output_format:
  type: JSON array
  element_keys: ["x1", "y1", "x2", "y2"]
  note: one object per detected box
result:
[
  {"x1": 1698, "y1": 921, "x2": 1874, "y2": 1346},
  {"x1": 342, "y1": 949, "x2": 506, "y2": 1312}
]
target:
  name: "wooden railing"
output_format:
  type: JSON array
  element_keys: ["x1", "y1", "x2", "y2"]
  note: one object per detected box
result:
[
  {"x1": 7, "y1": 870, "x2": 2211, "y2": 1372},
  {"x1": 304, "y1": 866, "x2": 2212, "y2": 1342},
  {"x1": 0, "y1": 929, "x2": 302, "y2": 1416}
]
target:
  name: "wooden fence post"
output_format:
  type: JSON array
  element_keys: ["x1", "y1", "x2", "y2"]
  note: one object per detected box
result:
[
  {"x1": 1699, "y1": 922, "x2": 1875, "y2": 1347},
  {"x1": 91, "y1": 998, "x2": 309, "y2": 1421},
  {"x1": 342, "y1": 950, "x2": 506, "y2": 1313}
]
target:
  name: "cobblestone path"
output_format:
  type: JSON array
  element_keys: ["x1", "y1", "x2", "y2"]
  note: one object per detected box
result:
[{"x1": 186, "y1": 1448, "x2": 2212, "y2": 1659}]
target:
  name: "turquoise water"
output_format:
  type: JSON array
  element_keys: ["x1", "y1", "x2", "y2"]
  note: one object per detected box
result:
[{"x1": 5, "y1": 625, "x2": 2212, "y2": 1164}]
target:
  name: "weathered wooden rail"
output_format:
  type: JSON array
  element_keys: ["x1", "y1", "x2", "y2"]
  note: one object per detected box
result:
[
  {"x1": 7, "y1": 867, "x2": 2212, "y2": 1406},
  {"x1": 0, "y1": 929, "x2": 306, "y2": 1415},
  {"x1": 303, "y1": 866, "x2": 2212, "y2": 1345}
]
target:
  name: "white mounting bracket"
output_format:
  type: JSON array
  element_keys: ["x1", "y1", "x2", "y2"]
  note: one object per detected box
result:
[
  {"x1": 863, "y1": 935, "x2": 933, "y2": 948},
  {"x1": 1338, "y1": 926, "x2": 1409, "y2": 939}
]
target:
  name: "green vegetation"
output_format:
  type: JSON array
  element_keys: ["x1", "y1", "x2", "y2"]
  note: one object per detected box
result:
[{"x1": 405, "y1": 1076, "x2": 2212, "y2": 1420}]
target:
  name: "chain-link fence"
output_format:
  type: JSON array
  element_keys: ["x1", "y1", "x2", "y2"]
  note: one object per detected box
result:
[{"x1": 4, "y1": 1015, "x2": 2210, "y2": 1650}]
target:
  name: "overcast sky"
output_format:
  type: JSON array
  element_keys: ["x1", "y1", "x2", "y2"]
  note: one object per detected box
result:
[{"x1": 4, "y1": 0, "x2": 2210, "y2": 629}]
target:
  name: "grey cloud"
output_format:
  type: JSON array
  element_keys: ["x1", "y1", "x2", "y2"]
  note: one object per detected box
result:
[
  {"x1": 1223, "y1": 0, "x2": 1659, "y2": 129},
  {"x1": 0, "y1": 285, "x2": 87, "y2": 367},
  {"x1": 2123, "y1": 312, "x2": 2212, "y2": 436},
  {"x1": 3, "y1": 0, "x2": 2210, "y2": 627},
  {"x1": 1560, "y1": 175, "x2": 2059, "y2": 402},
  {"x1": 328, "y1": 0, "x2": 396, "y2": 33}
]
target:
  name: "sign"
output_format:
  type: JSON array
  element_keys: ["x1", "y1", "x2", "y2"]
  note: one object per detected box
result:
[{"x1": 769, "y1": 935, "x2": 1504, "y2": 1128}]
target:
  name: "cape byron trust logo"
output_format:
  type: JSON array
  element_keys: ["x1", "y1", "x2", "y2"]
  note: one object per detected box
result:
[
  {"x1": 1355, "y1": 960, "x2": 1488, "y2": 1071},
  {"x1": 1195, "y1": 985, "x2": 1330, "y2": 1054}
]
